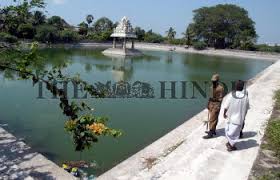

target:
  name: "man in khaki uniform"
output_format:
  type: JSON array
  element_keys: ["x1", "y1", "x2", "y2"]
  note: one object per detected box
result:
[{"x1": 203, "y1": 74, "x2": 225, "y2": 139}]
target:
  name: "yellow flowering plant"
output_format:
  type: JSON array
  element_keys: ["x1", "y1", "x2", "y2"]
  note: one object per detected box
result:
[{"x1": 65, "y1": 114, "x2": 122, "y2": 151}]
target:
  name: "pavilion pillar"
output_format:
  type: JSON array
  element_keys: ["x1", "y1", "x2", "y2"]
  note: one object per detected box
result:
[
  {"x1": 123, "y1": 38, "x2": 126, "y2": 50},
  {"x1": 113, "y1": 37, "x2": 116, "y2": 48},
  {"x1": 131, "y1": 39, "x2": 135, "y2": 49}
]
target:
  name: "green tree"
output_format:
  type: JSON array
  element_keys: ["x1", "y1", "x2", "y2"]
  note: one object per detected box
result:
[
  {"x1": 193, "y1": 41, "x2": 207, "y2": 50},
  {"x1": 0, "y1": 0, "x2": 45, "y2": 36},
  {"x1": 35, "y1": 25, "x2": 59, "y2": 43},
  {"x1": 59, "y1": 29, "x2": 79, "y2": 43},
  {"x1": 144, "y1": 29, "x2": 164, "y2": 43},
  {"x1": 0, "y1": 32, "x2": 18, "y2": 43},
  {"x1": 78, "y1": 22, "x2": 88, "y2": 36},
  {"x1": 134, "y1": 26, "x2": 145, "y2": 41},
  {"x1": 90, "y1": 17, "x2": 114, "y2": 41},
  {"x1": 86, "y1": 14, "x2": 94, "y2": 26},
  {"x1": 183, "y1": 24, "x2": 196, "y2": 45},
  {"x1": 93, "y1": 17, "x2": 113, "y2": 33},
  {"x1": 17, "y1": 23, "x2": 35, "y2": 39},
  {"x1": 33, "y1": 10, "x2": 46, "y2": 25},
  {"x1": 188, "y1": 4, "x2": 257, "y2": 49},
  {"x1": 47, "y1": 16, "x2": 69, "y2": 30},
  {"x1": 28, "y1": 0, "x2": 46, "y2": 9},
  {"x1": 88, "y1": 31, "x2": 112, "y2": 42},
  {"x1": 166, "y1": 27, "x2": 176, "y2": 43}
]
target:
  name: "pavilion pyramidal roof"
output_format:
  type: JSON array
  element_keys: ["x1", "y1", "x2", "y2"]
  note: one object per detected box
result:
[{"x1": 111, "y1": 16, "x2": 137, "y2": 38}]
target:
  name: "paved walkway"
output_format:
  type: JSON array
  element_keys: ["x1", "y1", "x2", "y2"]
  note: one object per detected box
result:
[
  {"x1": 98, "y1": 60, "x2": 280, "y2": 180},
  {"x1": 0, "y1": 127, "x2": 76, "y2": 180}
]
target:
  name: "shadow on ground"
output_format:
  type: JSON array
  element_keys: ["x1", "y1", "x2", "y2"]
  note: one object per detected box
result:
[
  {"x1": 214, "y1": 128, "x2": 257, "y2": 139},
  {"x1": 241, "y1": 131, "x2": 257, "y2": 139},
  {"x1": 235, "y1": 139, "x2": 259, "y2": 151},
  {"x1": 0, "y1": 128, "x2": 56, "y2": 179}
]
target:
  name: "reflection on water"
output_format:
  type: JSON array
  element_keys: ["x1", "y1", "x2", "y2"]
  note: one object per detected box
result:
[
  {"x1": 165, "y1": 51, "x2": 174, "y2": 64},
  {"x1": 0, "y1": 47, "x2": 273, "y2": 176},
  {"x1": 111, "y1": 57, "x2": 133, "y2": 82}
]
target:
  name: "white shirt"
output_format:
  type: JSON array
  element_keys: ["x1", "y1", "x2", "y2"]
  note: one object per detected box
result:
[{"x1": 224, "y1": 90, "x2": 250, "y2": 125}]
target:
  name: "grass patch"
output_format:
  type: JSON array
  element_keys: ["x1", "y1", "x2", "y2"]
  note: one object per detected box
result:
[
  {"x1": 274, "y1": 90, "x2": 280, "y2": 110},
  {"x1": 253, "y1": 90, "x2": 280, "y2": 179},
  {"x1": 265, "y1": 118, "x2": 280, "y2": 158},
  {"x1": 257, "y1": 171, "x2": 280, "y2": 180},
  {"x1": 263, "y1": 90, "x2": 280, "y2": 158}
]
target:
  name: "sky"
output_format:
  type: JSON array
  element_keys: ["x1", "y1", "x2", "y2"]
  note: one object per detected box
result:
[{"x1": 1, "y1": 0, "x2": 280, "y2": 43}]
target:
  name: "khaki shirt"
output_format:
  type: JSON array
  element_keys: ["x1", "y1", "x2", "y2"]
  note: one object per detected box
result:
[{"x1": 208, "y1": 84, "x2": 225, "y2": 111}]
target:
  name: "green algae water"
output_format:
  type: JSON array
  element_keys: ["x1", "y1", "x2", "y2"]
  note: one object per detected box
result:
[{"x1": 0, "y1": 48, "x2": 273, "y2": 175}]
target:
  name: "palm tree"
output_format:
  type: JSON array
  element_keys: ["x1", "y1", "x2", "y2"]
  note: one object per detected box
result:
[
  {"x1": 86, "y1": 14, "x2": 94, "y2": 26},
  {"x1": 33, "y1": 11, "x2": 46, "y2": 25},
  {"x1": 166, "y1": 27, "x2": 176, "y2": 42},
  {"x1": 183, "y1": 24, "x2": 196, "y2": 45}
]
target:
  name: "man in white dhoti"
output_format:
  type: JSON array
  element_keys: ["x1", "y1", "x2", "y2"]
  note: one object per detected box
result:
[{"x1": 223, "y1": 80, "x2": 250, "y2": 151}]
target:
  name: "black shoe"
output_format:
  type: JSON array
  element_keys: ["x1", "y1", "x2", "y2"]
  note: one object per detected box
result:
[
  {"x1": 227, "y1": 144, "x2": 237, "y2": 151},
  {"x1": 203, "y1": 132, "x2": 214, "y2": 139},
  {"x1": 204, "y1": 130, "x2": 216, "y2": 135}
]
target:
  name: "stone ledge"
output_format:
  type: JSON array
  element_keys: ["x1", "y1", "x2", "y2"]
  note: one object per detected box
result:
[
  {"x1": 97, "y1": 60, "x2": 280, "y2": 180},
  {"x1": 0, "y1": 127, "x2": 76, "y2": 180}
]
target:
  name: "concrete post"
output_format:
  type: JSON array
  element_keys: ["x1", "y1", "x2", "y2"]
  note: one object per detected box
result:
[{"x1": 113, "y1": 38, "x2": 116, "y2": 48}]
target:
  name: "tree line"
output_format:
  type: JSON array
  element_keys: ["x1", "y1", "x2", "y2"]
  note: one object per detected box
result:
[
  {"x1": 0, "y1": 0, "x2": 176, "y2": 44},
  {"x1": 1, "y1": 1, "x2": 279, "y2": 52}
]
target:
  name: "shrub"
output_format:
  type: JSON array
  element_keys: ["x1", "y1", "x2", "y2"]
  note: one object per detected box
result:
[
  {"x1": 47, "y1": 16, "x2": 69, "y2": 30},
  {"x1": 144, "y1": 32, "x2": 165, "y2": 43},
  {"x1": 255, "y1": 44, "x2": 274, "y2": 52},
  {"x1": 274, "y1": 45, "x2": 280, "y2": 53},
  {"x1": 59, "y1": 29, "x2": 79, "y2": 43},
  {"x1": 193, "y1": 41, "x2": 207, "y2": 50},
  {"x1": 0, "y1": 32, "x2": 18, "y2": 43},
  {"x1": 17, "y1": 23, "x2": 35, "y2": 39},
  {"x1": 239, "y1": 41, "x2": 256, "y2": 51},
  {"x1": 255, "y1": 44, "x2": 280, "y2": 53},
  {"x1": 169, "y1": 38, "x2": 186, "y2": 45},
  {"x1": 87, "y1": 31, "x2": 112, "y2": 42},
  {"x1": 78, "y1": 22, "x2": 88, "y2": 36},
  {"x1": 35, "y1": 25, "x2": 59, "y2": 43}
]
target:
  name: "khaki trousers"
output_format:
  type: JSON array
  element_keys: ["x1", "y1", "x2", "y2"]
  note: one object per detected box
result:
[
  {"x1": 208, "y1": 101, "x2": 221, "y2": 131},
  {"x1": 209, "y1": 110, "x2": 219, "y2": 131}
]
